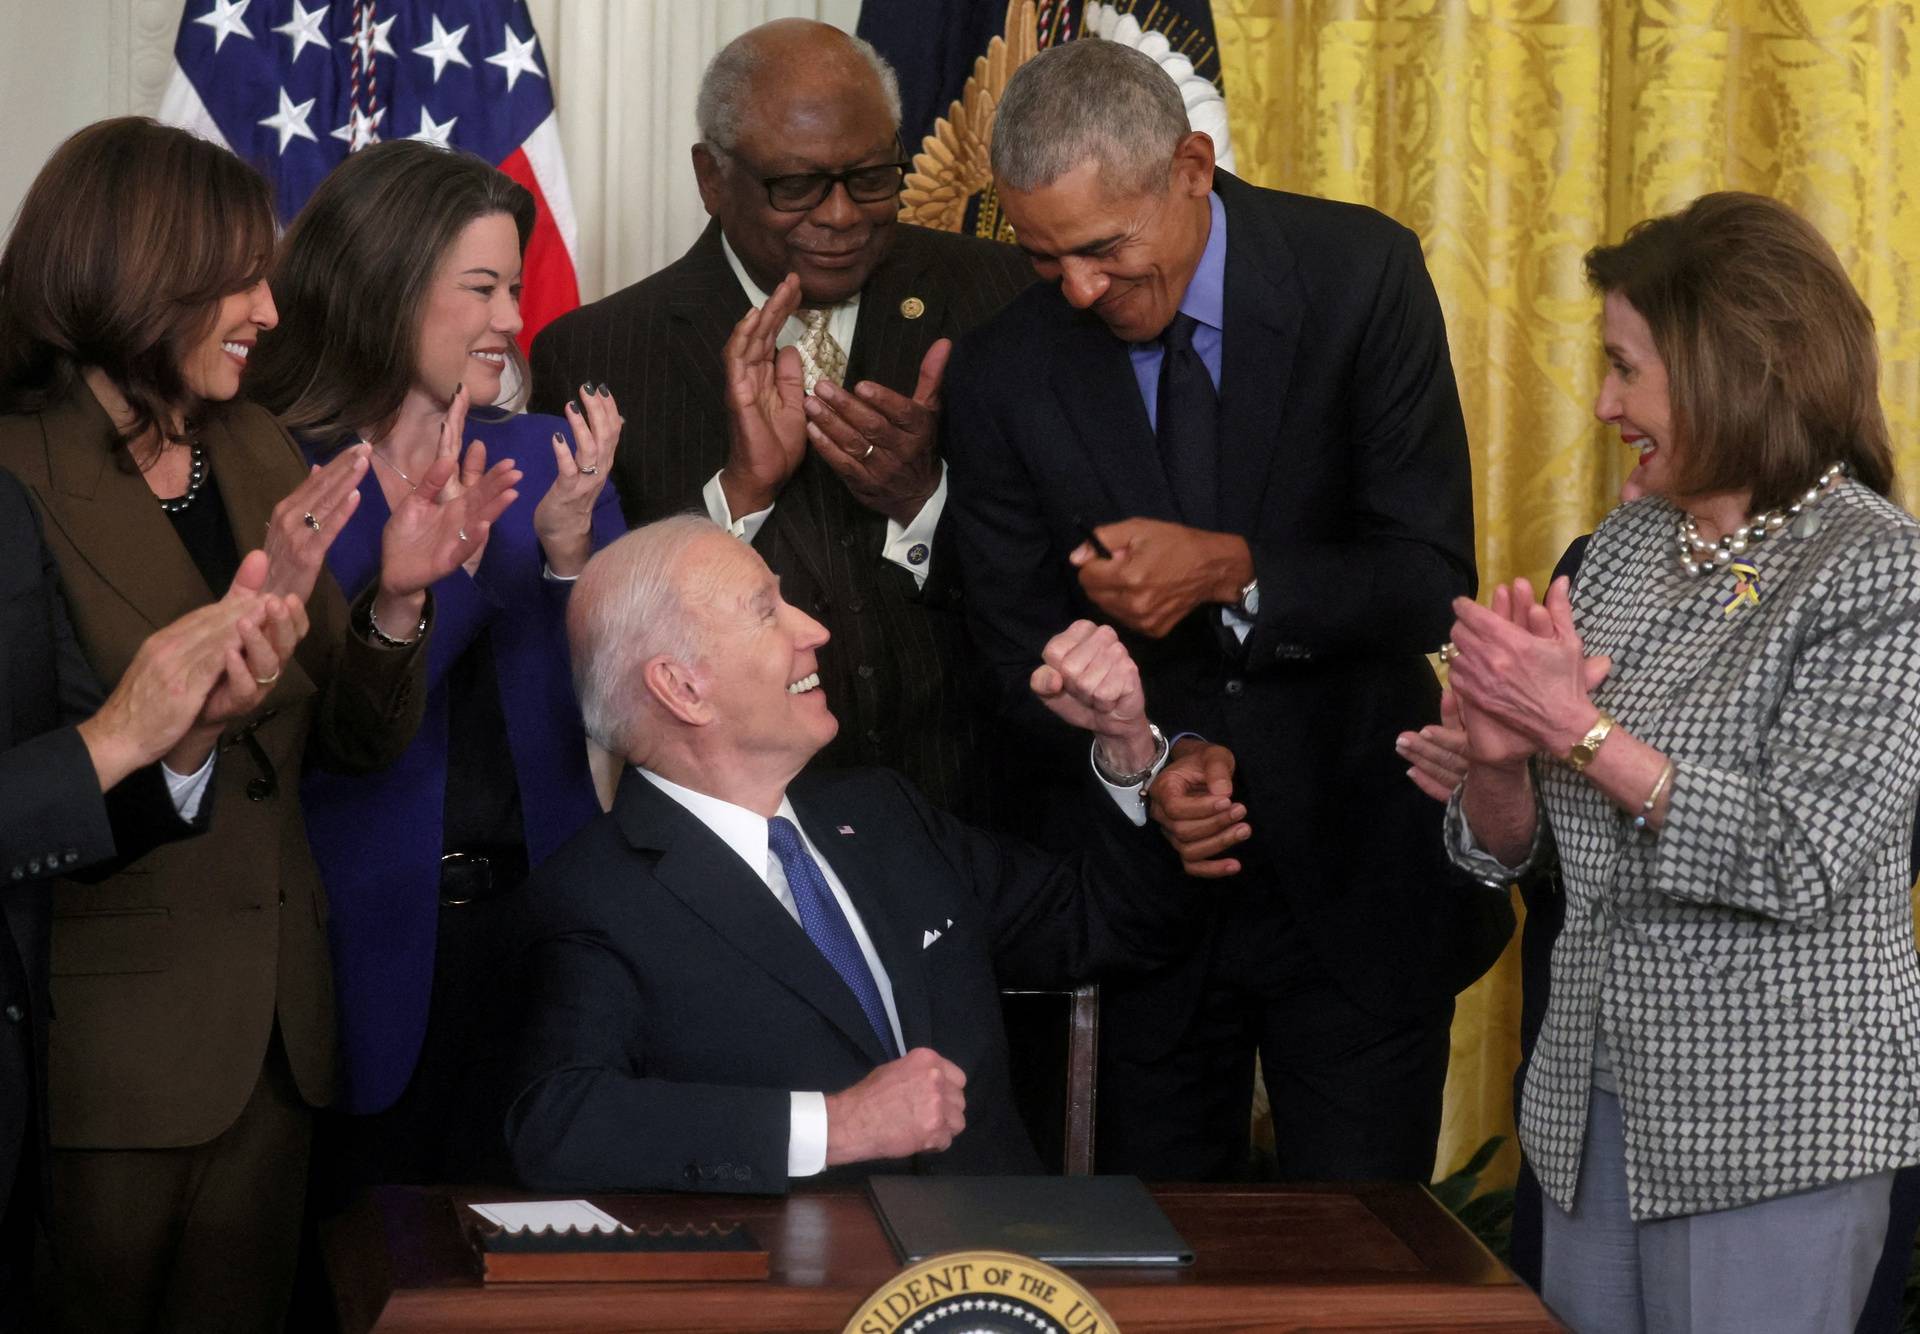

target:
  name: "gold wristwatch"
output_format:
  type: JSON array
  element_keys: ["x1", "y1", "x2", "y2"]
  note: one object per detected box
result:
[{"x1": 1565, "y1": 710, "x2": 1615, "y2": 772}]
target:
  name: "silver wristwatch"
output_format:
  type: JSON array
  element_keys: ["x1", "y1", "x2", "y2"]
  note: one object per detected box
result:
[{"x1": 1094, "y1": 722, "x2": 1168, "y2": 790}]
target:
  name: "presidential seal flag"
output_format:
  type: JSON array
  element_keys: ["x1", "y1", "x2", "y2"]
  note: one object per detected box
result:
[
  {"x1": 857, "y1": 0, "x2": 1233, "y2": 242},
  {"x1": 159, "y1": 0, "x2": 580, "y2": 350}
]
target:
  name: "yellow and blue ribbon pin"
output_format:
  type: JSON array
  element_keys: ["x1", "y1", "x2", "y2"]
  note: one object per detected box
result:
[{"x1": 1719, "y1": 561, "x2": 1760, "y2": 616}]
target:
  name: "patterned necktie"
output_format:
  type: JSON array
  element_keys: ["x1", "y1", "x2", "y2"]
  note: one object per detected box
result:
[
  {"x1": 766, "y1": 816, "x2": 899, "y2": 1059},
  {"x1": 1155, "y1": 312, "x2": 1219, "y2": 527},
  {"x1": 795, "y1": 308, "x2": 848, "y2": 394}
]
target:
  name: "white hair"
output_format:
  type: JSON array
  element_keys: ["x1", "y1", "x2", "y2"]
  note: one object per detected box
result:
[
  {"x1": 991, "y1": 39, "x2": 1191, "y2": 195},
  {"x1": 695, "y1": 24, "x2": 902, "y2": 151},
  {"x1": 568, "y1": 515, "x2": 723, "y2": 758}
]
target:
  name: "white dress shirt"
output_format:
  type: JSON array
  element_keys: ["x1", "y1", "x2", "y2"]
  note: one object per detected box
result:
[
  {"x1": 161, "y1": 749, "x2": 215, "y2": 822},
  {"x1": 635, "y1": 766, "x2": 904, "y2": 1178},
  {"x1": 706, "y1": 236, "x2": 945, "y2": 587}
]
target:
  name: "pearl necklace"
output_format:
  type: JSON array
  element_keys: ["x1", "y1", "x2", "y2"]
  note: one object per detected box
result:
[
  {"x1": 1674, "y1": 462, "x2": 1846, "y2": 576},
  {"x1": 155, "y1": 440, "x2": 208, "y2": 515}
]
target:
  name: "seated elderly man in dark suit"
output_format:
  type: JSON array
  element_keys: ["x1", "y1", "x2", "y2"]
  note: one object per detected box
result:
[
  {"x1": 502, "y1": 516, "x2": 1206, "y2": 1191},
  {"x1": 528, "y1": 19, "x2": 1033, "y2": 819},
  {"x1": 0, "y1": 469, "x2": 302, "y2": 1318}
]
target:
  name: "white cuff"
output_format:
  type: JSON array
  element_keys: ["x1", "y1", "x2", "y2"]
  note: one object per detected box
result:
[
  {"x1": 161, "y1": 749, "x2": 216, "y2": 823},
  {"x1": 1091, "y1": 734, "x2": 1171, "y2": 828},
  {"x1": 541, "y1": 563, "x2": 580, "y2": 583},
  {"x1": 1221, "y1": 593, "x2": 1255, "y2": 644},
  {"x1": 788, "y1": 1091, "x2": 828, "y2": 1177},
  {"x1": 703, "y1": 470, "x2": 773, "y2": 545},
  {"x1": 882, "y1": 463, "x2": 946, "y2": 587}
]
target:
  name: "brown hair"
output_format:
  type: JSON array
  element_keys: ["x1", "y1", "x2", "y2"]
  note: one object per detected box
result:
[
  {"x1": 1583, "y1": 192, "x2": 1893, "y2": 511},
  {"x1": 0, "y1": 117, "x2": 276, "y2": 461},
  {"x1": 248, "y1": 140, "x2": 535, "y2": 444}
]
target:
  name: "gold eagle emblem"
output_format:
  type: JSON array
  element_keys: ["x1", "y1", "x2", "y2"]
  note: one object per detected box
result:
[{"x1": 900, "y1": 0, "x2": 1040, "y2": 241}]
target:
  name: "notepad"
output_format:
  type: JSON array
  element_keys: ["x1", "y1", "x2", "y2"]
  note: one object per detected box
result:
[{"x1": 468, "y1": 1199, "x2": 633, "y2": 1235}]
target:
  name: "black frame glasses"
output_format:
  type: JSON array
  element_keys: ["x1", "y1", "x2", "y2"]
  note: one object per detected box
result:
[{"x1": 751, "y1": 159, "x2": 910, "y2": 212}]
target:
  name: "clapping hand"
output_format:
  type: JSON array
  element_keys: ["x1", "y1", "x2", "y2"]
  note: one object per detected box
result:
[
  {"x1": 535, "y1": 383, "x2": 623, "y2": 577},
  {"x1": 1396, "y1": 688, "x2": 1470, "y2": 801},
  {"x1": 376, "y1": 383, "x2": 521, "y2": 610},
  {"x1": 193, "y1": 550, "x2": 309, "y2": 732},
  {"x1": 76, "y1": 550, "x2": 308, "y2": 790},
  {"x1": 806, "y1": 340, "x2": 947, "y2": 527},
  {"x1": 719, "y1": 272, "x2": 807, "y2": 519},
  {"x1": 1447, "y1": 577, "x2": 1612, "y2": 765},
  {"x1": 262, "y1": 445, "x2": 370, "y2": 603}
]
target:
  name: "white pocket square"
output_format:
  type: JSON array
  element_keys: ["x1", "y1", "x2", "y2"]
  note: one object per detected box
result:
[{"x1": 922, "y1": 918, "x2": 954, "y2": 950}]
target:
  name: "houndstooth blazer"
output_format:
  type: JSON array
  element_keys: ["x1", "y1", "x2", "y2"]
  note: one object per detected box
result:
[{"x1": 1449, "y1": 481, "x2": 1920, "y2": 1221}]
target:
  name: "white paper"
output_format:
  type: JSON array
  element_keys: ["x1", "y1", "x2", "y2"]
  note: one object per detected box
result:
[{"x1": 468, "y1": 1200, "x2": 633, "y2": 1235}]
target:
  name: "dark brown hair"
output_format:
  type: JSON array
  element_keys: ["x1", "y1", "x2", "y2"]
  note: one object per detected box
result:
[
  {"x1": 248, "y1": 140, "x2": 535, "y2": 443},
  {"x1": 0, "y1": 117, "x2": 276, "y2": 460},
  {"x1": 1584, "y1": 191, "x2": 1893, "y2": 511}
]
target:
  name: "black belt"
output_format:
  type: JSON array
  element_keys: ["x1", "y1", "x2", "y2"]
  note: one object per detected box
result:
[{"x1": 438, "y1": 850, "x2": 527, "y2": 907}]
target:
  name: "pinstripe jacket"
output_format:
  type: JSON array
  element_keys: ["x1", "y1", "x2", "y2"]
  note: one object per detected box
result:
[
  {"x1": 1451, "y1": 482, "x2": 1920, "y2": 1220},
  {"x1": 528, "y1": 222, "x2": 1034, "y2": 818}
]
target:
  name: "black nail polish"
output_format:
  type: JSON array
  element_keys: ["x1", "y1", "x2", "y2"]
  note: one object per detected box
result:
[
  {"x1": 456, "y1": 382, "x2": 463, "y2": 396},
  {"x1": 580, "y1": 383, "x2": 593, "y2": 398},
  {"x1": 595, "y1": 382, "x2": 609, "y2": 396},
  {"x1": 568, "y1": 399, "x2": 581, "y2": 416},
  {"x1": 553, "y1": 432, "x2": 564, "y2": 444}
]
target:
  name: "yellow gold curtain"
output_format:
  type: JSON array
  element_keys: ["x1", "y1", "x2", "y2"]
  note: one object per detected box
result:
[{"x1": 1213, "y1": 0, "x2": 1920, "y2": 1190}]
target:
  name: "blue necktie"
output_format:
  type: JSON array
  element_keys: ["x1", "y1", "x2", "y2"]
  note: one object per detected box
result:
[
  {"x1": 766, "y1": 816, "x2": 900, "y2": 1059},
  {"x1": 1155, "y1": 312, "x2": 1219, "y2": 528}
]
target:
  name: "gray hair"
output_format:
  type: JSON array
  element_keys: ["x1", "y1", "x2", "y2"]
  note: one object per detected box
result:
[
  {"x1": 991, "y1": 39, "x2": 1191, "y2": 195},
  {"x1": 695, "y1": 24, "x2": 903, "y2": 152},
  {"x1": 568, "y1": 515, "x2": 723, "y2": 757}
]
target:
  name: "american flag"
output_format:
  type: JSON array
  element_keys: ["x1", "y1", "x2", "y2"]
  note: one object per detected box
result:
[{"x1": 159, "y1": 0, "x2": 580, "y2": 351}]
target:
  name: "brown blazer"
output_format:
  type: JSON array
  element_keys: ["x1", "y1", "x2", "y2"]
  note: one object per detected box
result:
[
  {"x1": 528, "y1": 221, "x2": 1034, "y2": 817},
  {"x1": 0, "y1": 389, "x2": 426, "y2": 1149}
]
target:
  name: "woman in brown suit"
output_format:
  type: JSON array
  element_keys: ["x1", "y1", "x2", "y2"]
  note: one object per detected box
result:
[{"x1": 0, "y1": 118, "x2": 521, "y2": 1331}]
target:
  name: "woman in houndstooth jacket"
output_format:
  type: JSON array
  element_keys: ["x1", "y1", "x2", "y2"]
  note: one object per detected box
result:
[{"x1": 1443, "y1": 193, "x2": 1920, "y2": 1334}]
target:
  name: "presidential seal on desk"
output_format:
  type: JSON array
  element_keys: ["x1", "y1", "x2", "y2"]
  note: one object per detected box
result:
[{"x1": 844, "y1": 1250, "x2": 1120, "y2": 1333}]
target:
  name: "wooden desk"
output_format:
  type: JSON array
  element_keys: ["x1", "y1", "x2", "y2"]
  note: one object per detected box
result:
[{"x1": 325, "y1": 1183, "x2": 1563, "y2": 1332}]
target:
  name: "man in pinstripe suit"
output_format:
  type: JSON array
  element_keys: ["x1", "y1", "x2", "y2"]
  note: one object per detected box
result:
[{"x1": 529, "y1": 20, "x2": 1032, "y2": 817}]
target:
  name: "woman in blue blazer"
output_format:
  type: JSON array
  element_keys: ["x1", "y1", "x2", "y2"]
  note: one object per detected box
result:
[{"x1": 248, "y1": 141, "x2": 625, "y2": 1183}]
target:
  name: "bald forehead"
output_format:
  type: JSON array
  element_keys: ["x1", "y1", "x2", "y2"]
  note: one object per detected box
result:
[{"x1": 733, "y1": 26, "x2": 890, "y2": 135}]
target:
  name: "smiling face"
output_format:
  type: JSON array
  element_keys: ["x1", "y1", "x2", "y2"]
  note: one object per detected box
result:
[
  {"x1": 694, "y1": 58, "x2": 901, "y2": 306},
  {"x1": 997, "y1": 135, "x2": 1215, "y2": 344},
  {"x1": 684, "y1": 534, "x2": 838, "y2": 772},
  {"x1": 178, "y1": 278, "x2": 278, "y2": 402},
  {"x1": 1596, "y1": 291, "x2": 1678, "y2": 502},
  {"x1": 412, "y1": 212, "x2": 523, "y2": 407}
]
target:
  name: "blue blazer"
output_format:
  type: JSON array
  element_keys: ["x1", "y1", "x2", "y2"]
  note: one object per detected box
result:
[{"x1": 301, "y1": 410, "x2": 625, "y2": 1114}]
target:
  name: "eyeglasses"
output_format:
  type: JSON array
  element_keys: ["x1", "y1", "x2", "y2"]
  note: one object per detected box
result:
[{"x1": 753, "y1": 160, "x2": 910, "y2": 213}]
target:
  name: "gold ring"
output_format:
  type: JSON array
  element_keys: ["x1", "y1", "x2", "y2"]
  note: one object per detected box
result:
[
  {"x1": 579, "y1": 465, "x2": 599, "y2": 476},
  {"x1": 1437, "y1": 642, "x2": 1460, "y2": 664},
  {"x1": 254, "y1": 669, "x2": 281, "y2": 687},
  {"x1": 457, "y1": 528, "x2": 470, "y2": 543},
  {"x1": 862, "y1": 443, "x2": 876, "y2": 460},
  {"x1": 302, "y1": 511, "x2": 321, "y2": 531}
]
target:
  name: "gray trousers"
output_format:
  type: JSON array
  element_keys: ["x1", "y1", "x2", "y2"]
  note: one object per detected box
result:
[{"x1": 1541, "y1": 1087, "x2": 1893, "y2": 1334}]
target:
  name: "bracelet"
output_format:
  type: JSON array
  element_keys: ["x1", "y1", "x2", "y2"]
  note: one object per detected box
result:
[
  {"x1": 1631, "y1": 761, "x2": 1673, "y2": 836},
  {"x1": 367, "y1": 603, "x2": 428, "y2": 649}
]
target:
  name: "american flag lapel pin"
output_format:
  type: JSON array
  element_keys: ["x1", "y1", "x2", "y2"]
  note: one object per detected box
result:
[{"x1": 837, "y1": 824, "x2": 856, "y2": 836}]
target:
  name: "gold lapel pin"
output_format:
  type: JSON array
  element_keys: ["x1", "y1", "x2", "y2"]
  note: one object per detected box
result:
[{"x1": 899, "y1": 296, "x2": 925, "y2": 320}]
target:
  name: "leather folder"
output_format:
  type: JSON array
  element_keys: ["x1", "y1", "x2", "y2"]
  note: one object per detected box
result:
[{"x1": 867, "y1": 1175, "x2": 1194, "y2": 1265}]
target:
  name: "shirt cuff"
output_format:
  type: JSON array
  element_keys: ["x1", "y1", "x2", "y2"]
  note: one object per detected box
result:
[
  {"x1": 1220, "y1": 581, "x2": 1257, "y2": 644},
  {"x1": 1443, "y1": 780, "x2": 1543, "y2": 886},
  {"x1": 882, "y1": 463, "x2": 946, "y2": 586},
  {"x1": 161, "y1": 749, "x2": 216, "y2": 823},
  {"x1": 541, "y1": 564, "x2": 580, "y2": 584},
  {"x1": 703, "y1": 470, "x2": 773, "y2": 546},
  {"x1": 1090, "y1": 733, "x2": 1174, "y2": 828},
  {"x1": 788, "y1": 1091, "x2": 829, "y2": 1177}
]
